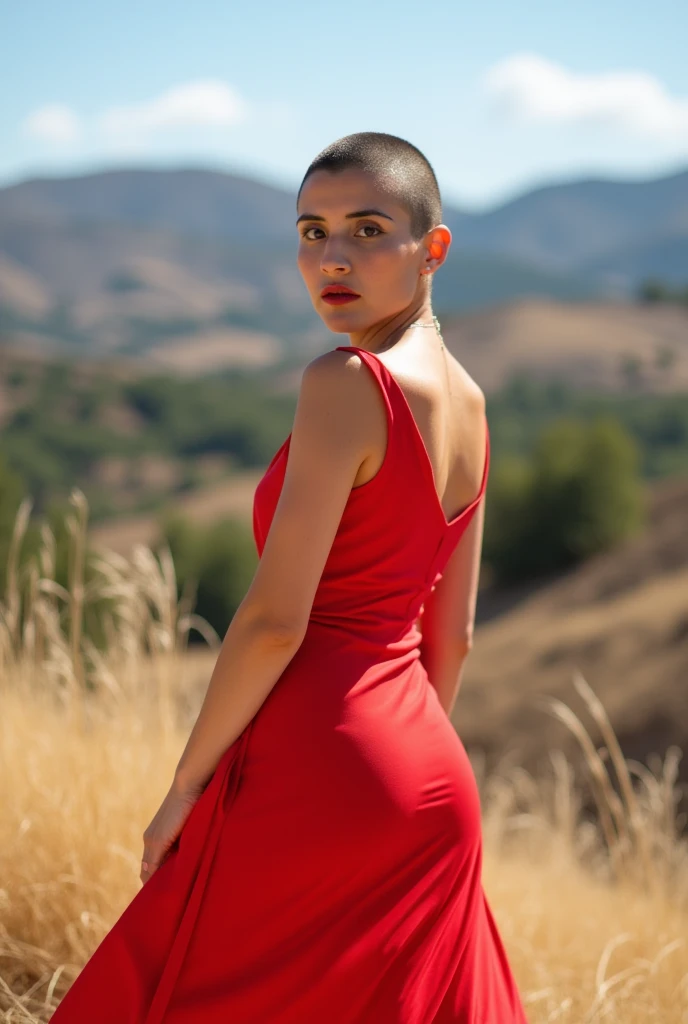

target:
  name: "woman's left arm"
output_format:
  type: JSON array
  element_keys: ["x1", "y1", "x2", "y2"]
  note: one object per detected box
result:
[
  {"x1": 175, "y1": 349, "x2": 377, "y2": 790},
  {"x1": 140, "y1": 349, "x2": 381, "y2": 880}
]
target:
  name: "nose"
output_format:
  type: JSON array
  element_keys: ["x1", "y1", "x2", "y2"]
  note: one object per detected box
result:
[{"x1": 319, "y1": 236, "x2": 351, "y2": 275}]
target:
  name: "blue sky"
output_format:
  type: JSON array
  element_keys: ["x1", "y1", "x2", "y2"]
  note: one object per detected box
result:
[{"x1": 3, "y1": 0, "x2": 687, "y2": 210}]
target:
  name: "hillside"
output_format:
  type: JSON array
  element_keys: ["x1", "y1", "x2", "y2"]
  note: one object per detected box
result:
[
  {"x1": 3, "y1": 295, "x2": 685, "y2": 391},
  {"x1": 459, "y1": 474, "x2": 688, "y2": 783},
  {"x1": 0, "y1": 221, "x2": 318, "y2": 360},
  {"x1": 0, "y1": 345, "x2": 297, "y2": 518},
  {"x1": 441, "y1": 297, "x2": 688, "y2": 393}
]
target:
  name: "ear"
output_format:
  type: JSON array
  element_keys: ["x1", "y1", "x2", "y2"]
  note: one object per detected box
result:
[{"x1": 423, "y1": 225, "x2": 451, "y2": 273}]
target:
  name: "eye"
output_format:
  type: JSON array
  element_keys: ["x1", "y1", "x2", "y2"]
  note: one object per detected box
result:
[
  {"x1": 300, "y1": 225, "x2": 324, "y2": 240},
  {"x1": 356, "y1": 224, "x2": 382, "y2": 238},
  {"x1": 299, "y1": 223, "x2": 383, "y2": 241}
]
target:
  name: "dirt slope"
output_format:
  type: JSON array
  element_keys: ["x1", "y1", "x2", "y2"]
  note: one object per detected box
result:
[{"x1": 458, "y1": 475, "x2": 688, "y2": 782}]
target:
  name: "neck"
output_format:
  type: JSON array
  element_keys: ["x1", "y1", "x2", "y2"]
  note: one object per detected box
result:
[{"x1": 347, "y1": 304, "x2": 436, "y2": 354}]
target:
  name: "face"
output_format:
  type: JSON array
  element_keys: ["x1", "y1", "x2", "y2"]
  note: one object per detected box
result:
[{"x1": 296, "y1": 167, "x2": 450, "y2": 342}]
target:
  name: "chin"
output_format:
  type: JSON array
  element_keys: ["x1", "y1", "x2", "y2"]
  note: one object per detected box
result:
[
  {"x1": 317, "y1": 310, "x2": 362, "y2": 333},
  {"x1": 323, "y1": 321, "x2": 356, "y2": 334}
]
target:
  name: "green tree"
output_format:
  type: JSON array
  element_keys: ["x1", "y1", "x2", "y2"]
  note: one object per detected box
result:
[
  {"x1": 619, "y1": 353, "x2": 644, "y2": 391},
  {"x1": 637, "y1": 278, "x2": 672, "y2": 303},
  {"x1": 482, "y1": 455, "x2": 533, "y2": 582},
  {"x1": 485, "y1": 417, "x2": 644, "y2": 584},
  {"x1": 636, "y1": 277, "x2": 688, "y2": 306},
  {"x1": 655, "y1": 344, "x2": 677, "y2": 376},
  {"x1": 159, "y1": 513, "x2": 258, "y2": 639}
]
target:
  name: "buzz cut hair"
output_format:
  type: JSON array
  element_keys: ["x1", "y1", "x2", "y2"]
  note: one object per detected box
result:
[{"x1": 297, "y1": 131, "x2": 442, "y2": 243}]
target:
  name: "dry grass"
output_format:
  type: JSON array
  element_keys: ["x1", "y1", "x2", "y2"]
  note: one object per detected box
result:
[{"x1": 1, "y1": 491, "x2": 687, "y2": 1022}]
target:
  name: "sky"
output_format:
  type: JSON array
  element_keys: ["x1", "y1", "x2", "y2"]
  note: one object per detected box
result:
[{"x1": 2, "y1": 0, "x2": 688, "y2": 211}]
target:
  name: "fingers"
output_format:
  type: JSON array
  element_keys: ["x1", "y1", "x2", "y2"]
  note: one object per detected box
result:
[
  {"x1": 141, "y1": 828, "x2": 166, "y2": 883},
  {"x1": 140, "y1": 844, "x2": 163, "y2": 882},
  {"x1": 140, "y1": 857, "x2": 155, "y2": 883},
  {"x1": 140, "y1": 841, "x2": 172, "y2": 883}
]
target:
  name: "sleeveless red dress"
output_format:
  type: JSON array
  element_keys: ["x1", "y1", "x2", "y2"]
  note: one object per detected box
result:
[{"x1": 50, "y1": 345, "x2": 528, "y2": 1023}]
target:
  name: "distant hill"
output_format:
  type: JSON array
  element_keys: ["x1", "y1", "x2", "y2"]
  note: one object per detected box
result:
[
  {"x1": 585, "y1": 233, "x2": 688, "y2": 284},
  {"x1": 0, "y1": 168, "x2": 296, "y2": 242},
  {"x1": 450, "y1": 167, "x2": 688, "y2": 282},
  {"x1": 1, "y1": 163, "x2": 686, "y2": 362},
  {"x1": 2, "y1": 164, "x2": 686, "y2": 278},
  {"x1": 0, "y1": 218, "x2": 316, "y2": 360}
]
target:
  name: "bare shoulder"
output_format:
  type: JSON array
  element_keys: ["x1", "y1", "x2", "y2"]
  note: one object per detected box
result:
[
  {"x1": 304, "y1": 346, "x2": 371, "y2": 378},
  {"x1": 304, "y1": 345, "x2": 361, "y2": 380},
  {"x1": 445, "y1": 351, "x2": 486, "y2": 415},
  {"x1": 469, "y1": 378, "x2": 486, "y2": 417},
  {"x1": 300, "y1": 347, "x2": 381, "y2": 412}
]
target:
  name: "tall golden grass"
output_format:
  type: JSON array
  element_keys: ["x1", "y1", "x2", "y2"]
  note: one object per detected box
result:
[{"x1": 1, "y1": 489, "x2": 686, "y2": 1022}]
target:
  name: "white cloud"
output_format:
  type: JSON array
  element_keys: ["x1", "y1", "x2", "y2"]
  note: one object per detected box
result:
[
  {"x1": 22, "y1": 103, "x2": 82, "y2": 144},
  {"x1": 98, "y1": 79, "x2": 249, "y2": 141},
  {"x1": 482, "y1": 54, "x2": 688, "y2": 140}
]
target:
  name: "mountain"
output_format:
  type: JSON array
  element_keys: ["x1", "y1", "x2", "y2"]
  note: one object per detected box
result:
[
  {"x1": 450, "y1": 167, "x2": 688, "y2": 282},
  {"x1": 584, "y1": 233, "x2": 688, "y2": 284},
  {"x1": 0, "y1": 163, "x2": 686, "y2": 362},
  {"x1": 0, "y1": 167, "x2": 297, "y2": 243}
]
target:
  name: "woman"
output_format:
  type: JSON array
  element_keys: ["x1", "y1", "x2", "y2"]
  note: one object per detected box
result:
[{"x1": 50, "y1": 132, "x2": 528, "y2": 1023}]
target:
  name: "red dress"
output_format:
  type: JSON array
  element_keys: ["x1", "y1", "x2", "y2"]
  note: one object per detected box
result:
[{"x1": 50, "y1": 345, "x2": 528, "y2": 1023}]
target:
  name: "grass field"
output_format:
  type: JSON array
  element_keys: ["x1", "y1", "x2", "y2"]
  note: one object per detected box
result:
[{"x1": 1, "y1": 491, "x2": 686, "y2": 1022}]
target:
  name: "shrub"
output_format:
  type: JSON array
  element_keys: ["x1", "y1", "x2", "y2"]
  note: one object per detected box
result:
[
  {"x1": 485, "y1": 417, "x2": 645, "y2": 584},
  {"x1": 159, "y1": 513, "x2": 258, "y2": 638}
]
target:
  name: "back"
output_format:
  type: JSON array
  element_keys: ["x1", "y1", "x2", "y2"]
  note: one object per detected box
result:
[{"x1": 348, "y1": 342, "x2": 487, "y2": 525}]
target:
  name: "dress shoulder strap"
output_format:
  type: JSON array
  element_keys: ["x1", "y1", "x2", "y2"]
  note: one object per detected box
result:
[{"x1": 334, "y1": 345, "x2": 395, "y2": 424}]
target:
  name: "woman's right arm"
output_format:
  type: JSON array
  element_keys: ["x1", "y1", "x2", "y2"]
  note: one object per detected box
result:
[{"x1": 418, "y1": 495, "x2": 486, "y2": 718}]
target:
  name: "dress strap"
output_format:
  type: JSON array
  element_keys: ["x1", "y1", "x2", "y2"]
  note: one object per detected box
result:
[{"x1": 334, "y1": 344, "x2": 396, "y2": 438}]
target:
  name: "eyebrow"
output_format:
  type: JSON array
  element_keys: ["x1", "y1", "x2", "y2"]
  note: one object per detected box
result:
[{"x1": 296, "y1": 208, "x2": 395, "y2": 225}]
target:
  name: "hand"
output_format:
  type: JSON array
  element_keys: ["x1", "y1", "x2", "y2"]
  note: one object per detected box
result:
[{"x1": 140, "y1": 778, "x2": 204, "y2": 884}]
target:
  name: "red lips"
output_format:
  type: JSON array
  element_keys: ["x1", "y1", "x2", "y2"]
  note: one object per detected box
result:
[
  {"x1": 321, "y1": 285, "x2": 360, "y2": 297},
  {"x1": 321, "y1": 284, "x2": 360, "y2": 305}
]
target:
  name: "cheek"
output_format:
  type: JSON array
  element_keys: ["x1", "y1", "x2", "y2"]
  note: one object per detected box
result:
[
  {"x1": 369, "y1": 243, "x2": 417, "y2": 286},
  {"x1": 296, "y1": 247, "x2": 317, "y2": 281}
]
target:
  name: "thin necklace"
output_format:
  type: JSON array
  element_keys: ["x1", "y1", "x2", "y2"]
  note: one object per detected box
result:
[{"x1": 408, "y1": 314, "x2": 444, "y2": 349}]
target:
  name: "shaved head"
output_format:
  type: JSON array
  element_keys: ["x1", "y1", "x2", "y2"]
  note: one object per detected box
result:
[{"x1": 297, "y1": 132, "x2": 442, "y2": 243}]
